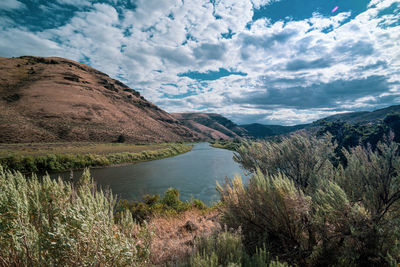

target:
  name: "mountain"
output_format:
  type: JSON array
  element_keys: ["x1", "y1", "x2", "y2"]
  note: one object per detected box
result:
[
  {"x1": 315, "y1": 105, "x2": 400, "y2": 124},
  {"x1": 240, "y1": 105, "x2": 400, "y2": 140},
  {"x1": 240, "y1": 123, "x2": 309, "y2": 139},
  {"x1": 0, "y1": 56, "x2": 200, "y2": 143},
  {"x1": 171, "y1": 113, "x2": 247, "y2": 140}
]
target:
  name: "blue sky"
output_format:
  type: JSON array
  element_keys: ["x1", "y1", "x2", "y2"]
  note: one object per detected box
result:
[{"x1": 0, "y1": 0, "x2": 399, "y2": 125}]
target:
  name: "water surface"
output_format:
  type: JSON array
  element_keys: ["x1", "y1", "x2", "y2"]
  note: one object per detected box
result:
[{"x1": 53, "y1": 143, "x2": 247, "y2": 204}]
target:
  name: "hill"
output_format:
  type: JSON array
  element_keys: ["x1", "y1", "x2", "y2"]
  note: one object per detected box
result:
[
  {"x1": 171, "y1": 113, "x2": 247, "y2": 140},
  {"x1": 240, "y1": 123, "x2": 309, "y2": 139},
  {"x1": 315, "y1": 105, "x2": 400, "y2": 124},
  {"x1": 240, "y1": 105, "x2": 400, "y2": 139},
  {"x1": 0, "y1": 56, "x2": 199, "y2": 143}
]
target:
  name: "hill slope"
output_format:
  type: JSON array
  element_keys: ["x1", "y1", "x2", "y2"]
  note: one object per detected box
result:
[
  {"x1": 240, "y1": 106, "x2": 400, "y2": 139},
  {"x1": 0, "y1": 56, "x2": 199, "y2": 143},
  {"x1": 316, "y1": 105, "x2": 400, "y2": 124},
  {"x1": 240, "y1": 123, "x2": 309, "y2": 139},
  {"x1": 172, "y1": 113, "x2": 247, "y2": 140}
]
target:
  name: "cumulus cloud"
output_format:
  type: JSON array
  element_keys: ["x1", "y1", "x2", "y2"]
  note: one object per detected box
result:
[
  {"x1": 285, "y1": 58, "x2": 332, "y2": 71},
  {"x1": 230, "y1": 75, "x2": 393, "y2": 109},
  {"x1": 0, "y1": 0, "x2": 398, "y2": 125},
  {"x1": 251, "y1": 0, "x2": 281, "y2": 9},
  {"x1": 0, "y1": 29, "x2": 62, "y2": 57},
  {"x1": 0, "y1": 0, "x2": 25, "y2": 11}
]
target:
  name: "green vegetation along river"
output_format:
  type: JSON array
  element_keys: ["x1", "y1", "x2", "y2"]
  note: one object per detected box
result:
[{"x1": 53, "y1": 142, "x2": 246, "y2": 204}]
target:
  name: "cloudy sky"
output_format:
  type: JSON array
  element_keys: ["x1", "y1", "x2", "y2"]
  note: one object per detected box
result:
[{"x1": 0, "y1": 0, "x2": 399, "y2": 125}]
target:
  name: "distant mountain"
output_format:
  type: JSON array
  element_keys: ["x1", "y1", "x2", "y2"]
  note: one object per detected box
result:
[
  {"x1": 315, "y1": 105, "x2": 400, "y2": 124},
  {"x1": 0, "y1": 56, "x2": 200, "y2": 143},
  {"x1": 240, "y1": 105, "x2": 400, "y2": 139},
  {"x1": 171, "y1": 113, "x2": 247, "y2": 140},
  {"x1": 240, "y1": 123, "x2": 309, "y2": 139}
]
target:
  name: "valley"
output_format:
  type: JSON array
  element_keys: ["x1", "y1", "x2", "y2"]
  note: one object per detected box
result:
[{"x1": 1, "y1": 56, "x2": 400, "y2": 267}]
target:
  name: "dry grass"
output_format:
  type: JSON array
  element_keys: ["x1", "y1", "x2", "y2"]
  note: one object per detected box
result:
[
  {"x1": 149, "y1": 209, "x2": 221, "y2": 266},
  {"x1": 0, "y1": 142, "x2": 169, "y2": 158},
  {"x1": 0, "y1": 56, "x2": 200, "y2": 143}
]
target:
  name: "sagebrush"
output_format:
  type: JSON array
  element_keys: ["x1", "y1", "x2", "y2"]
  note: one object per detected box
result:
[
  {"x1": 0, "y1": 168, "x2": 150, "y2": 266},
  {"x1": 218, "y1": 133, "x2": 400, "y2": 266}
]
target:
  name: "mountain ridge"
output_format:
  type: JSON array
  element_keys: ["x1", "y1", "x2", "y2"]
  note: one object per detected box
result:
[
  {"x1": 171, "y1": 113, "x2": 247, "y2": 140},
  {"x1": 240, "y1": 105, "x2": 400, "y2": 139},
  {"x1": 315, "y1": 105, "x2": 400, "y2": 124}
]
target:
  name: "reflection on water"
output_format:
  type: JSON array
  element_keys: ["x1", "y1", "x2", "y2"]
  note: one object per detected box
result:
[{"x1": 52, "y1": 143, "x2": 247, "y2": 204}]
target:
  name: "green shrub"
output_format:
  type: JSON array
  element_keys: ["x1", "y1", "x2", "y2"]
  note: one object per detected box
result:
[
  {"x1": 142, "y1": 193, "x2": 160, "y2": 205},
  {"x1": 191, "y1": 231, "x2": 244, "y2": 266},
  {"x1": 219, "y1": 134, "x2": 400, "y2": 266},
  {"x1": 162, "y1": 188, "x2": 181, "y2": 208},
  {"x1": 115, "y1": 189, "x2": 210, "y2": 223},
  {"x1": 187, "y1": 231, "x2": 288, "y2": 267},
  {"x1": 0, "y1": 167, "x2": 150, "y2": 266},
  {"x1": 192, "y1": 199, "x2": 207, "y2": 210}
]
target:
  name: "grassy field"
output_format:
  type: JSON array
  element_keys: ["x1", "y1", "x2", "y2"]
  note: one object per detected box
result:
[
  {"x1": 0, "y1": 142, "x2": 193, "y2": 173},
  {"x1": 0, "y1": 142, "x2": 173, "y2": 157}
]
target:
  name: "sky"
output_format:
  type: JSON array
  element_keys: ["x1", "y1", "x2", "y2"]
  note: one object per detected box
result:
[{"x1": 0, "y1": 0, "x2": 399, "y2": 125}]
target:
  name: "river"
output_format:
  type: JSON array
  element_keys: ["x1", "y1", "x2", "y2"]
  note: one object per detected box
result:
[{"x1": 52, "y1": 142, "x2": 247, "y2": 205}]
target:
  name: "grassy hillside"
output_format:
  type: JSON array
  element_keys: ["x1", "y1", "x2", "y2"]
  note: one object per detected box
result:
[
  {"x1": 172, "y1": 113, "x2": 247, "y2": 140},
  {"x1": 240, "y1": 123, "x2": 309, "y2": 139},
  {"x1": 0, "y1": 56, "x2": 199, "y2": 143},
  {"x1": 315, "y1": 105, "x2": 400, "y2": 124},
  {"x1": 239, "y1": 105, "x2": 400, "y2": 140}
]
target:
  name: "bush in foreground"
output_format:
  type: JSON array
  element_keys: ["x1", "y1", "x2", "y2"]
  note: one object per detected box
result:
[
  {"x1": 0, "y1": 168, "x2": 150, "y2": 266},
  {"x1": 187, "y1": 230, "x2": 288, "y2": 267},
  {"x1": 219, "y1": 134, "x2": 400, "y2": 266}
]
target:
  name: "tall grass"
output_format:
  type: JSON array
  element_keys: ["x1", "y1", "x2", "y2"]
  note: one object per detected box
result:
[
  {"x1": 0, "y1": 143, "x2": 192, "y2": 173},
  {"x1": 0, "y1": 167, "x2": 150, "y2": 266}
]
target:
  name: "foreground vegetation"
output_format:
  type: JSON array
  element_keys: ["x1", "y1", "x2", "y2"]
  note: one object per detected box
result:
[
  {"x1": 218, "y1": 133, "x2": 400, "y2": 266},
  {"x1": 2, "y1": 115, "x2": 400, "y2": 266},
  {"x1": 0, "y1": 143, "x2": 192, "y2": 173},
  {"x1": 0, "y1": 168, "x2": 150, "y2": 266},
  {"x1": 187, "y1": 231, "x2": 288, "y2": 267}
]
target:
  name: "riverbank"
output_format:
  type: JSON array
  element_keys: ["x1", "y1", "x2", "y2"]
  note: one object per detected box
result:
[
  {"x1": 210, "y1": 140, "x2": 241, "y2": 151},
  {"x1": 0, "y1": 142, "x2": 193, "y2": 173}
]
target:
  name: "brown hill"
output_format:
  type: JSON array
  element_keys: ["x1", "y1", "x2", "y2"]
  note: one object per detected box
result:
[
  {"x1": 0, "y1": 56, "x2": 200, "y2": 143},
  {"x1": 171, "y1": 113, "x2": 247, "y2": 140}
]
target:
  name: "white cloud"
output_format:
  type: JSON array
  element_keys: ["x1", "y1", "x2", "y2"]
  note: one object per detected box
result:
[
  {"x1": 251, "y1": 0, "x2": 280, "y2": 9},
  {"x1": 266, "y1": 109, "x2": 335, "y2": 125},
  {"x1": 55, "y1": 0, "x2": 91, "y2": 7},
  {"x1": 0, "y1": 0, "x2": 25, "y2": 10},
  {"x1": 0, "y1": 29, "x2": 63, "y2": 57},
  {"x1": 0, "y1": 0, "x2": 399, "y2": 124}
]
